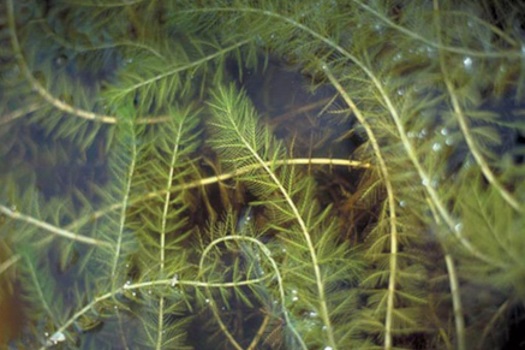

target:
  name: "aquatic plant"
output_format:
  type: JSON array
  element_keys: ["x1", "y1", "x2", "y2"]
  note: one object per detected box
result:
[{"x1": 1, "y1": 0, "x2": 525, "y2": 349}]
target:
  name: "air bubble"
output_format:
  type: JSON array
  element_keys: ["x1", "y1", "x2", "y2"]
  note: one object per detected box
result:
[
  {"x1": 393, "y1": 52, "x2": 404, "y2": 62},
  {"x1": 171, "y1": 274, "x2": 179, "y2": 287},
  {"x1": 463, "y1": 57, "x2": 473, "y2": 71},
  {"x1": 54, "y1": 54, "x2": 68, "y2": 68},
  {"x1": 291, "y1": 289, "x2": 299, "y2": 302},
  {"x1": 373, "y1": 23, "x2": 384, "y2": 33},
  {"x1": 47, "y1": 331, "x2": 66, "y2": 346}
]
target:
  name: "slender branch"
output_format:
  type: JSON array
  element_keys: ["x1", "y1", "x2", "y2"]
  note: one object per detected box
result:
[
  {"x1": 66, "y1": 157, "x2": 370, "y2": 232},
  {"x1": 352, "y1": 1, "x2": 521, "y2": 59},
  {"x1": 6, "y1": 0, "x2": 118, "y2": 123},
  {"x1": 444, "y1": 254, "x2": 466, "y2": 350},
  {"x1": 6, "y1": 1, "x2": 248, "y2": 125},
  {"x1": 39, "y1": 289, "x2": 118, "y2": 350},
  {"x1": 199, "y1": 235, "x2": 307, "y2": 350},
  {"x1": 324, "y1": 65, "x2": 399, "y2": 350},
  {"x1": 0, "y1": 204, "x2": 111, "y2": 247},
  {"x1": 113, "y1": 39, "x2": 250, "y2": 100},
  {"x1": 155, "y1": 115, "x2": 185, "y2": 350},
  {"x1": 438, "y1": 47, "x2": 523, "y2": 213},
  {"x1": 0, "y1": 254, "x2": 20, "y2": 276},
  {"x1": 181, "y1": 2, "x2": 503, "y2": 268},
  {"x1": 0, "y1": 102, "x2": 43, "y2": 126},
  {"x1": 110, "y1": 125, "x2": 137, "y2": 280}
]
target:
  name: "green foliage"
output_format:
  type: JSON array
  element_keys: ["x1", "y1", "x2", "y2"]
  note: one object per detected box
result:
[{"x1": 1, "y1": 0, "x2": 525, "y2": 349}]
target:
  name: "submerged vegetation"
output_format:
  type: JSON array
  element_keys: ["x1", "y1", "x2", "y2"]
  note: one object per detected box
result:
[{"x1": 1, "y1": 0, "x2": 525, "y2": 349}]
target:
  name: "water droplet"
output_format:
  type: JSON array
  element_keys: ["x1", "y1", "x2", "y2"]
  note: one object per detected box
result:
[
  {"x1": 324, "y1": 347, "x2": 333, "y2": 350},
  {"x1": 418, "y1": 128, "x2": 428, "y2": 139},
  {"x1": 454, "y1": 222, "x2": 463, "y2": 233},
  {"x1": 205, "y1": 298, "x2": 210, "y2": 304},
  {"x1": 399, "y1": 200, "x2": 407, "y2": 208},
  {"x1": 440, "y1": 128, "x2": 449, "y2": 136},
  {"x1": 445, "y1": 136, "x2": 455, "y2": 146},
  {"x1": 432, "y1": 142, "x2": 442, "y2": 152},
  {"x1": 309, "y1": 311, "x2": 317, "y2": 318},
  {"x1": 421, "y1": 176, "x2": 430, "y2": 186}
]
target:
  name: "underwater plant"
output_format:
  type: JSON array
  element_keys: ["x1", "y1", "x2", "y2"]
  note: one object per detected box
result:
[{"x1": 1, "y1": 0, "x2": 525, "y2": 349}]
